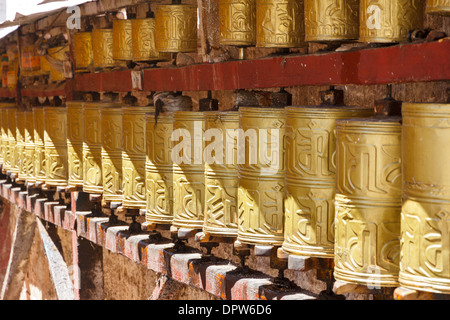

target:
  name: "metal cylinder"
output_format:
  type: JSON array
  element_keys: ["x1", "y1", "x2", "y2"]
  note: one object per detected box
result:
[
  {"x1": 155, "y1": 4, "x2": 198, "y2": 53},
  {"x1": 426, "y1": 0, "x2": 450, "y2": 15},
  {"x1": 131, "y1": 18, "x2": 171, "y2": 62},
  {"x1": 0, "y1": 103, "x2": 15, "y2": 169},
  {"x1": 400, "y1": 103, "x2": 450, "y2": 294},
  {"x1": 359, "y1": 0, "x2": 424, "y2": 43},
  {"x1": 6, "y1": 108, "x2": 17, "y2": 174},
  {"x1": 334, "y1": 117, "x2": 402, "y2": 288},
  {"x1": 92, "y1": 29, "x2": 115, "y2": 69},
  {"x1": 219, "y1": 0, "x2": 257, "y2": 46},
  {"x1": 113, "y1": 19, "x2": 133, "y2": 61},
  {"x1": 237, "y1": 107, "x2": 286, "y2": 246},
  {"x1": 16, "y1": 111, "x2": 27, "y2": 182},
  {"x1": 203, "y1": 111, "x2": 240, "y2": 237},
  {"x1": 73, "y1": 32, "x2": 93, "y2": 71},
  {"x1": 256, "y1": 0, "x2": 305, "y2": 48},
  {"x1": 44, "y1": 107, "x2": 68, "y2": 187},
  {"x1": 145, "y1": 112, "x2": 174, "y2": 224},
  {"x1": 24, "y1": 110, "x2": 35, "y2": 184},
  {"x1": 305, "y1": 0, "x2": 359, "y2": 42},
  {"x1": 122, "y1": 106, "x2": 154, "y2": 209},
  {"x1": 47, "y1": 46, "x2": 68, "y2": 82},
  {"x1": 67, "y1": 101, "x2": 84, "y2": 188},
  {"x1": 282, "y1": 106, "x2": 373, "y2": 258},
  {"x1": 33, "y1": 107, "x2": 46, "y2": 184},
  {"x1": 172, "y1": 111, "x2": 205, "y2": 229},
  {"x1": 101, "y1": 106, "x2": 123, "y2": 202}
]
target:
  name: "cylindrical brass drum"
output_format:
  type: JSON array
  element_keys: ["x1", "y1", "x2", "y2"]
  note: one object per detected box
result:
[
  {"x1": 203, "y1": 111, "x2": 240, "y2": 237},
  {"x1": 172, "y1": 111, "x2": 205, "y2": 229},
  {"x1": 0, "y1": 103, "x2": 15, "y2": 168},
  {"x1": 73, "y1": 32, "x2": 93, "y2": 71},
  {"x1": 113, "y1": 19, "x2": 133, "y2": 61},
  {"x1": 47, "y1": 46, "x2": 68, "y2": 82},
  {"x1": 24, "y1": 110, "x2": 35, "y2": 184},
  {"x1": 44, "y1": 107, "x2": 68, "y2": 187},
  {"x1": 305, "y1": 0, "x2": 359, "y2": 42},
  {"x1": 256, "y1": 0, "x2": 305, "y2": 48},
  {"x1": 155, "y1": 4, "x2": 198, "y2": 53},
  {"x1": 219, "y1": 0, "x2": 256, "y2": 46},
  {"x1": 400, "y1": 103, "x2": 450, "y2": 294},
  {"x1": 92, "y1": 29, "x2": 115, "y2": 69},
  {"x1": 6, "y1": 108, "x2": 17, "y2": 174},
  {"x1": 359, "y1": 0, "x2": 424, "y2": 43},
  {"x1": 101, "y1": 106, "x2": 123, "y2": 202},
  {"x1": 131, "y1": 18, "x2": 171, "y2": 62},
  {"x1": 282, "y1": 106, "x2": 373, "y2": 258},
  {"x1": 145, "y1": 112, "x2": 174, "y2": 224},
  {"x1": 67, "y1": 101, "x2": 84, "y2": 187},
  {"x1": 33, "y1": 107, "x2": 46, "y2": 184},
  {"x1": 15, "y1": 111, "x2": 25, "y2": 180},
  {"x1": 334, "y1": 117, "x2": 402, "y2": 287},
  {"x1": 426, "y1": 0, "x2": 450, "y2": 15},
  {"x1": 237, "y1": 107, "x2": 286, "y2": 246},
  {"x1": 122, "y1": 106, "x2": 154, "y2": 209}
]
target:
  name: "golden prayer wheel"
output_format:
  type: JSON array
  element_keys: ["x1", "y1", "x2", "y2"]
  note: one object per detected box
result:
[
  {"x1": 172, "y1": 111, "x2": 206, "y2": 229},
  {"x1": 47, "y1": 46, "x2": 69, "y2": 82},
  {"x1": 256, "y1": 0, "x2": 305, "y2": 48},
  {"x1": 6, "y1": 108, "x2": 17, "y2": 174},
  {"x1": 282, "y1": 106, "x2": 374, "y2": 258},
  {"x1": 101, "y1": 106, "x2": 123, "y2": 202},
  {"x1": 44, "y1": 107, "x2": 68, "y2": 187},
  {"x1": 67, "y1": 101, "x2": 84, "y2": 187},
  {"x1": 203, "y1": 111, "x2": 240, "y2": 237},
  {"x1": 33, "y1": 107, "x2": 46, "y2": 184},
  {"x1": 155, "y1": 4, "x2": 198, "y2": 53},
  {"x1": 131, "y1": 17, "x2": 171, "y2": 62},
  {"x1": 426, "y1": 0, "x2": 450, "y2": 15},
  {"x1": 400, "y1": 103, "x2": 450, "y2": 294},
  {"x1": 359, "y1": 0, "x2": 424, "y2": 43},
  {"x1": 0, "y1": 103, "x2": 15, "y2": 168},
  {"x1": 24, "y1": 110, "x2": 35, "y2": 183},
  {"x1": 112, "y1": 19, "x2": 133, "y2": 61},
  {"x1": 122, "y1": 106, "x2": 154, "y2": 209},
  {"x1": 237, "y1": 107, "x2": 286, "y2": 246},
  {"x1": 16, "y1": 111, "x2": 26, "y2": 182},
  {"x1": 92, "y1": 29, "x2": 115, "y2": 69},
  {"x1": 305, "y1": 0, "x2": 360, "y2": 42},
  {"x1": 145, "y1": 112, "x2": 174, "y2": 224},
  {"x1": 219, "y1": 0, "x2": 256, "y2": 47},
  {"x1": 73, "y1": 32, "x2": 93, "y2": 71},
  {"x1": 334, "y1": 117, "x2": 402, "y2": 288}
]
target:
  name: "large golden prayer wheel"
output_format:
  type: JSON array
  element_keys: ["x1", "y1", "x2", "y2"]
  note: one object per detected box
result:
[
  {"x1": 101, "y1": 106, "x2": 123, "y2": 202},
  {"x1": 400, "y1": 103, "x2": 450, "y2": 294},
  {"x1": 237, "y1": 107, "x2": 286, "y2": 246},
  {"x1": 24, "y1": 110, "x2": 35, "y2": 184},
  {"x1": 44, "y1": 107, "x2": 68, "y2": 187},
  {"x1": 47, "y1": 46, "x2": 68, "y2": 82},
  {"x1": 219, "y1": 0, "x2": 256, "y2": 46},
  {"x1": 92, "y1": 29, "x2": 115, "y2": 69},
  {"x1": 256, "y1": 0, "x2": 305, "y2": 48},
  {"x1": 33, "y1": 107, "x2": 46, "y2": 184},
  {"x1": 0, "y1": 103, "x2": 15, "y2": 168},
  {"x1": 6, "y1": 108, "x2": 17, "y2": 174},
  {"x1": 155, "y1": 4, "x2": 198, "y2": 53},
  {"x1": 131, "y1": 17, "x2": 171, "y2": 62},
  {"x1": 203, "y1": 111, "x2": 240, "y2": 237},
  {"x1": 145, "y1": 112, "x2": 174, "y2": 225},
  {"x1": 359, "y1": 0, "x2": 424, "y2": 43},
  {"x1": 334, "y1": 117, "x2": 402, "y2": 288},
  {"x1": 122, "y1": 106, "x2": 154, "y2": 209},
  {"x1": 16, "y1": 111, "x2": 26, "y2": 182},
  {"x1": 282, "y1": 106, "x2": 373, "y2": 258},
  {"x1": 305, "y1": 0, "x2": 359, "y2": 42},
  {"x1": 73, "y1": 32, "x2": 93, "y2": 71},
  {"x1": 67, "y1": 101, "x2": 84, "y2": 187},
  {"x1": 426, "y1": 0, "x2": 450, "y2": 15},
  {"x1": 172, "y1": 111, "x2": 205, "y2": 229},
  {"x1": 112, "y1": 19, "x2": 133, "y2": 61}
]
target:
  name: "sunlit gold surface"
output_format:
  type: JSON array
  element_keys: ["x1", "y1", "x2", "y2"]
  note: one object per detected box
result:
[
  {"x1": 73, "y1": 32, "x2": 93, "y2": 71},
  {"x1": 426, "y1": 0, "x2": 450, "y2": 15},
  {"x1": 33, "y1": 107, "x2": 46, "y2": 184},
  {"x1": 16, "y1": 111, "x2": 26, "y2": 181},
  {"x1": 219, "y1": 0, "x2": 256, "y2": 46},
  {"x1": 92, "y1": 29, "x2": 115, "y2": 68},
  {"x1": 6, "y1": 108, "x2": 17, "y2": 174},
  {"x1": 131, "y1": 18, "x2": 171, "y2": 62},
  {"x1": 24, "y1": 110, "x2": 35, "y2": 183},
  {"x1": 113, "y1": 19, "x2": 133, "y2": 61},
  {"x1": 67, "y1": 101, "x2": 84, "y2": 187},
  {"x1": 0, "y1": 103, "x2": 15, "y2": 168}
]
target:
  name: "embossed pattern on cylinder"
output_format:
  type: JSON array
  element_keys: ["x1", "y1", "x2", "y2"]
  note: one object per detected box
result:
[
  {"x1": 219, "y1": 0, "x2": 256, "y2": 46},
  {"x1": 0, "y1": 103, "x2": 15, "y2": 169},
  {"x1": 24, "y1": 110, "x2": 35, "y2": 183},
  {"x1": 132, "y1": 18, "x2": 171, "y2": 62},
  {"x1": 16, "y1": 111, "x2": 25, "y2": 180},
  {"x1": 92, "y1": 29, "x2": 115, "y2": 68},
  {"x1": 67, "y1": 101, "x2": 84, "y2": 187},
  {"x1": 426, "y1": 0, "x2": 450, "y2": 15},
  {"x1": 33, "y1": 107, "x2": 46, "y2": 183},
  {"x1": 113, "y1": 19, "x2": 133, "y2": 61},
  {"x1": 6, "y1": 108, "x2": 17, "y2": 174},
  {"x1": 73, "y1": 32, "x2": 93, "y2": 70}
]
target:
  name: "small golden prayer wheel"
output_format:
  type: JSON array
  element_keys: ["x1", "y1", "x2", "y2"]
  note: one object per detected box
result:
[
  {"x1": 203, "y1": 111, "x2": 240, "y2": 237},
  {"x1": 426, "y1": 0, "x2": 450, "y2": 15},
  {"x1": 334, "y1": 117, "x2": 402, "y2": 288},
  {"x1": 101, "y1": 106, "x2": 123, "y2": 202},
  {"x1": 256, "y1": 0, "x2": 305, "y2": 48},
  {"x1": 6, "y1": 108, "x2": 17, "y2": 175},
  {"x1": 145, "y1": 112, "x2": 174, "y2": 225},
  {"x1": 73, "y1": 32, "x2": 93, "y2": 71},
  {"x1": 33, "y1": 107, "x2": 46, "y2": 184},
  {"x1": 282, "y1": 106, "x2": 373, "y2": 258},
  {"x1": 92, "y1": 29, "x2": 115, "y2": 69},
  {"x1": 400, "y1": 103, "x2": 450, "y2": 294},
  {"x1": 305, "y1": 0, "x2": 359, "y2": 42},
  {"x1": 24, "y1": 110, "x2": 35, "y2": 184},
  {"x1": 359, "y1": 0, "x2": 424, "y2": 43},
  {"x1": 122, "y1": 106, "x2": 154, "y2": 209},
  {"x1": 47, "y1": 46, "x2": 69, "y2": 82},
  {"x1": 16, "y1": 111, "x2": 26, "y2": 182},
  {"x1": 155, "y1": 4, "x2": 198, "y2": 53},
  {"x1": 0, "y1": 103, "x2": 15, "y2": 168},
  {"x1": 112, "y1": 19, "x2": 133, "y2": 61},
  {"x1": 44, "y1": 107, "x2": 68, "y2": 187},
  {"x1": 131, "y1": 16, "x2": 171, "y2": 62},
  {"x1": 219, "y1": 0, "x2": 257, "y2": 47},
  {"x1": 172, "y1": 111, "x2": 206, "y2": 229},
  {"x1": 67, "y1": 101, "x2": 84, "y2": 188},
  {"x1": 237, "y1": 107, "x2": 286, "y2": 246}
]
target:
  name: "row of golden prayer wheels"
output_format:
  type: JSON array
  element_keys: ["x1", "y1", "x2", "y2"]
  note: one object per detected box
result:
[{"x1": 0, "y1": 97, "x2": 449, "y2": 295}]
